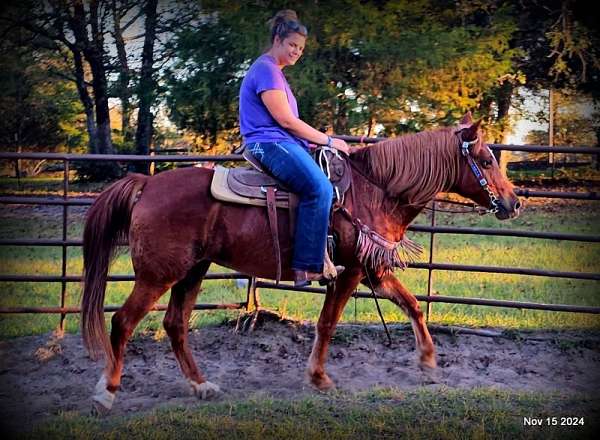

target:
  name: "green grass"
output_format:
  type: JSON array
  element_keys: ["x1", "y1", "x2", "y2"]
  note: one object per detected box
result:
[
  {"x1": 18, "y1": 388, "x2": 599, "y2": 439},
  {"x1": 1, "y1": 179, "x2": 599, "y2": 338}
]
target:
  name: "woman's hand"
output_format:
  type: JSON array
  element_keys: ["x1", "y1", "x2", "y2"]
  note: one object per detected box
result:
[{"x1": 330, "y1": 137, "x2": 350, "y2": 155}]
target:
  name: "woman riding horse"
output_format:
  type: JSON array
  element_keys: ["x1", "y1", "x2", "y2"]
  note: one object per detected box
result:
[{"x1": 239, "y1": 10, "x2": 349, "y2": 287}]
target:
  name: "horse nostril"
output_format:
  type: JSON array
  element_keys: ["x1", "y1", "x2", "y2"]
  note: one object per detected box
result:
[{"x1": 514, "y1": 200, "x2": 521, "y2": 210}]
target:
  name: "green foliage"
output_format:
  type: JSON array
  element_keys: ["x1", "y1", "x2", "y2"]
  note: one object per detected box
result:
[
  {"x1": 0, "y1": 37, "x2": 84, "y2": 153},
  {"x1": 165, "y1": 7, "x2": 266, "y2": 148},
  {"x1": 166, "y1": 0, "x2": 524, "y2": 144},
  {"x1": 513, "y1": 0, "x2": 600, "y2": 93}
]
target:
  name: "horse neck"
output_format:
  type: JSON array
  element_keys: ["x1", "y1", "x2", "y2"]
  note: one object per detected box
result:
[
  {"x1": 361, "y1": 129, "x2": 460, "y2": 207},
  {"x1": 347, "y1": 130, "x2": 460, "y2": 238},
  {"x1": 347, "y1": 163, "x2": 424, "y2": 241}
]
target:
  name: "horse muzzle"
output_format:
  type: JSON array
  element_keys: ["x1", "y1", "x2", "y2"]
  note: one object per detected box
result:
[{"x1": 494, "y1": 196, "x2": 521, "y2": 220}]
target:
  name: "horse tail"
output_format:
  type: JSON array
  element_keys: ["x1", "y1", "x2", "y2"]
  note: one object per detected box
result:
[{"x1": 81, "y1": 173, "x2": 148, "y2": 365}]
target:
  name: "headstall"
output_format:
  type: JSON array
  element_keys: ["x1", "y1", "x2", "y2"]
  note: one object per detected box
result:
[{"x1": 459, "y1": 136, "x2": 499, "y2": 214}]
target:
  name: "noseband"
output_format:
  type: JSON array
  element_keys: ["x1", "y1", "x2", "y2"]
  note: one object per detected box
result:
[{"x1": 459, "y1": 136, "x2": 499, "y2": 214}]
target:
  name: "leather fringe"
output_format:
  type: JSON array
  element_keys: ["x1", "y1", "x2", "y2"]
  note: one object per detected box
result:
[{"x1": 356, "y1": 224, "x2": 423, "y2": 272}]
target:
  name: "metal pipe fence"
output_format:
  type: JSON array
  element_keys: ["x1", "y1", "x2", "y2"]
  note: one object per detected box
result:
[{"x1": 1, "y1": 142, "x2": 599, "y2": 331}]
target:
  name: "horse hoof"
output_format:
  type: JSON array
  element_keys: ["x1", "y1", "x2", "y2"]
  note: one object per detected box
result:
[
  {"x1": 91, "y1": 374, "x2": 115, "y2": 415},
  {"x1": 419, "y1": 354, "x2": 437, "y2": 370},
  {"x1": 91, "y1": 398, "x2": 113, "y2": 417},
  {"x1": 309, "y1": 373, "x2": 336, "y2": 392},
  {"x1": 190, "y1": 380, "x2": 222, "y2": 400}
]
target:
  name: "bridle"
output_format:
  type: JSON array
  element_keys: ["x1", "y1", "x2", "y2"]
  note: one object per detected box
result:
[{"x1": 458, "y1": 134, "x2": 500, "y2": 215}]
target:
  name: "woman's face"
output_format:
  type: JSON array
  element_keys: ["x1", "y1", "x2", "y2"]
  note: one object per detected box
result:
[{"x1": 273, "y1": 32, "x2": 306, "y2": 66}]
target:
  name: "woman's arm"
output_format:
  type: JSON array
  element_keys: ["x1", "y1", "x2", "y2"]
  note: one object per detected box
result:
[{"x1": 261, "y1": 90, "x2": 349, "y2": 154}]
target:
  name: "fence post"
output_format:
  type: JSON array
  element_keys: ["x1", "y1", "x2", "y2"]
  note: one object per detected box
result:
[
  {"x1": 59, "y1": 159, "x2": 69, "y2": 334},
  {"x1": 245, "y1": 277, "x2": 260, "y2": 311},
  {"x1": 149, "y1": 148, "x2": 156, "y2": 176},
  {"x1": 426, "y1": 201, "x2": 436, "y2": 321}
]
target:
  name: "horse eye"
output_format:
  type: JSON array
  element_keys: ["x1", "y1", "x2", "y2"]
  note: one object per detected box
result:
[{"x1": 481, "y1": 159, "x2": 492, "y2": 169}]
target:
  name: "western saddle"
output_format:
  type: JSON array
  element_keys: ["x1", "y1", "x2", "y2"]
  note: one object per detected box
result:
[{"x1": 210, "y1": 147, "x2": 352, "y2": 284}]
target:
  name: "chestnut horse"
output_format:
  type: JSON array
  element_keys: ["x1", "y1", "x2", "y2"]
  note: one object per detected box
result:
[{"x1": 82, "y1": 113, "x2": 520, "y2": 413}]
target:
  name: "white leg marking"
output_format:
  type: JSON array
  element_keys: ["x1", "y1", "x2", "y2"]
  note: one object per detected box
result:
[
  {"x1": 91, "y1": 373, "x2": 115, "y2": 413},
  {"x1": 189, "y1": 380, "x2": 221, "y2": 400}
]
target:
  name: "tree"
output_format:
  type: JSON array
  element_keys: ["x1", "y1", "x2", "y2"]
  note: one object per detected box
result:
[
  {"x1": 525, "y1": 90, "x2": 597, "y2": 147},
  {"x1": 166, "y1": 0, "x2": 523, "y2": 147},
  {"x1": 133, "y1": 0, "x2": 158, "y2": 173},
  {"x1": 1, "y1": 0, "x2": 115, "y2": 159},
  {"x1": 1, "y1": 0, "x2": 201, "y2": 179},
  {"x1": 0, "y1": 32, "x2": 84, "y2": 174},
  {"x1": 512, "y1": 0, "x2": 600, "y2": 146}
]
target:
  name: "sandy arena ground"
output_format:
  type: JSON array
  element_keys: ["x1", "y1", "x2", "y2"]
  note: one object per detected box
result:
[{"x1": 1, "y1": 316, "x2": 599, "y2": 432}]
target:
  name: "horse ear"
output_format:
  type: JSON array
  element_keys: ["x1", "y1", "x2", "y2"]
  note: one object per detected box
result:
[
  {"x1": 460, "y1": 111, "x2": 473, "y2": 125},
  {"x1": 462, "y1": 118, "x2": 482, "y2": 141}
]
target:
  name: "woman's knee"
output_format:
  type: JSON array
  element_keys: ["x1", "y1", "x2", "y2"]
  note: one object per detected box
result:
[{"x1": 308, "y1": 175, "x2": 333, "y2": 201}]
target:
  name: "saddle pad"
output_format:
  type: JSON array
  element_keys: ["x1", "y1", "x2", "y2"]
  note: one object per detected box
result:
[{"x1": 211, "y1": 166, "x2": 289, "y2": 208}]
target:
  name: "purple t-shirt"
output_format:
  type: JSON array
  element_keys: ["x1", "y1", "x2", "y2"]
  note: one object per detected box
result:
[{"x1": 239, "y1": 54, "x2": 308, "y2": 149}]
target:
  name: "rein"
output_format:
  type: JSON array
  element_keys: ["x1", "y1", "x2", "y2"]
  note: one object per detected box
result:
[
  {"x1": 319, "y1": 133, "x2": 499, "y2": 345},
  {"x1": 319, "y1": 149, "x2": 408, "y2": 347},
  {"x1": 318, "y1": 147, "x2": 423, "y2": 272}
]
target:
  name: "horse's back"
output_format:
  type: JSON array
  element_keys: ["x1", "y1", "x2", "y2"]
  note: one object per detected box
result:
[
  {"x1": 128, "y1": 165, "x2": 293, "y2": 282},
  {"x1": 139, "y1": 166, "x2": 213, "y2": 206}
]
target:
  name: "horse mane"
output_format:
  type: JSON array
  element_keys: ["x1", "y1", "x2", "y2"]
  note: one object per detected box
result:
[{"x1": 352, "y1": 127, "x2": 461, "y2": 209}]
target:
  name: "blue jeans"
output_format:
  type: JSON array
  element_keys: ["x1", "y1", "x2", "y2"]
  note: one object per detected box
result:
[{"x1": 248, "y1": 141, "x2": 333, "y2": 272}]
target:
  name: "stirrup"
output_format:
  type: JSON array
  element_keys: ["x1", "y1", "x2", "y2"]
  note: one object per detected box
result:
[{"x1": 294, "y1": 266, "x2": 345, "y2": 288}]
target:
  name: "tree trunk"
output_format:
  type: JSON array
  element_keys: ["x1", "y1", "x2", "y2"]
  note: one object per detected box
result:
[
  {"x1": 495, "y1": 80, "x2": 514, "y2": 174},
  {"x1": 134, "y1": 0, "x2": 158, "y2": 174},
  {"x1": 333, "y1": 97, "x2": 348, "y2": 134},
  {"x1": 111, "y1": 0, "x2": 132, "y2": 142},
  {"x1": 69, "y1": 0, "x2": 113, "y2": 155},
  {"x1": 85, "y1": 49, "x2": 113, "y2": 154},
  {"x1": 72, "y1": 49, "x2": 98, "y2": 154}
]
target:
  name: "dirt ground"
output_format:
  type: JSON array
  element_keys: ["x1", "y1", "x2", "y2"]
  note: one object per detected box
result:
[{"x1": 1, "y1": 316, "x2": 599, "y2": 433}]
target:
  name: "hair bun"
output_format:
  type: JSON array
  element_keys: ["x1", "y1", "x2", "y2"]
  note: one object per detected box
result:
[{"x1": 269, "y1": 9, "x2": 298, "y2": 29}]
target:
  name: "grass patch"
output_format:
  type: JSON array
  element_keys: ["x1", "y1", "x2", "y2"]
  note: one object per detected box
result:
[{"x1": 20, "y1": 388, "x2": 599, "y2": 439}]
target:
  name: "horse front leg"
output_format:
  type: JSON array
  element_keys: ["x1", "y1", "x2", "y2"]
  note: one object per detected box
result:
[
  {"x1": 307, "y1": 268, "x2": 363, "y2": 390},
  {"x1": 372, "y1": 273, "x2": 436, "y2": 369}
]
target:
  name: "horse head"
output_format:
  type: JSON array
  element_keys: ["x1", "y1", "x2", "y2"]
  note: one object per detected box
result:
[{"x1": 451, "y1": 112, "x2": 521, "y2": 220}]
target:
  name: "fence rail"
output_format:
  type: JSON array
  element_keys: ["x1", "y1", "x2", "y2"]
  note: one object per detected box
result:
[{"x1": 1, "y1": 143, "x2": 599, "y2": 329}]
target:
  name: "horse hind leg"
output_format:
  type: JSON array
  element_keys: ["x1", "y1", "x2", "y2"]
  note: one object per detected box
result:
[
  {"x1": 375, "y1": 274, "x2": 436, "y2": 369},
  {"x1": 92, "y1": 278, "x2": 171, "y2": 414},
  {"x1": 163, "y1": 261, "x2": 221, "y2": 400}
]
